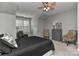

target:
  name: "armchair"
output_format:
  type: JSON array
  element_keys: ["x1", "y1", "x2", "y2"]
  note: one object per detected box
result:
[{"x1": 63, "y1": 30, "x2": 77, "y2": 46}]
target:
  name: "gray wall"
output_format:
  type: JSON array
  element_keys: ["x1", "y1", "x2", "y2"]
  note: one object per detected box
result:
[
  {"x1": 31, "y1": 16, "x2": 39, "y2": 36},
  {"x1": 0, "y1": 13, "x2": 16, "y2": 39},
  {"x1": 38, "y1": 19, "x2": 44, "y2": 37},
  {"x1": 0, "y1": 3, "x2": 16, "y2": 39}
]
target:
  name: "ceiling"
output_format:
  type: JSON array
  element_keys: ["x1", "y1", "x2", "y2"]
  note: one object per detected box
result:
[{"x1": 16, "y1": 2, "x2": 77, "y2": 17}]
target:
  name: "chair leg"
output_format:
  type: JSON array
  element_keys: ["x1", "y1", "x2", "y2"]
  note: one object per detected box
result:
[{"x1": 66, "y1": 41, "x2": 69, "y2": 46}]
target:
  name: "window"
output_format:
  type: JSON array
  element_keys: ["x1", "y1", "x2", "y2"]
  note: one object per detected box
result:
[{"x1": 16, "y1": 16, "x2": 31, "y2": 35}]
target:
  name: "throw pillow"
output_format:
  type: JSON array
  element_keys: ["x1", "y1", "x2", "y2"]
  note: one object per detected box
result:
[{"x1": 1, "y1": 33, "x2": 18, "y2": 49}]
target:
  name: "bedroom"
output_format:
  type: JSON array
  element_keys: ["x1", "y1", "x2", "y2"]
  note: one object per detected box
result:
[{"x1": 0, "y1": 2, "x2": 78, "y2": 56}]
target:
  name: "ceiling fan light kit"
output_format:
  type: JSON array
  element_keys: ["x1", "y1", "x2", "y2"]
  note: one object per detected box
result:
[
  {"x1": 38, "y1": 2, "x2": 56, "y2": 12},
  {"x1": 43, "y1": 7, "x2": 50, "y2": 11}
]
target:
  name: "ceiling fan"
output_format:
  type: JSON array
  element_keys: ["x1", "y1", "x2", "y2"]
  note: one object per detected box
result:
[{"x1": 38, "y1": 2, "x2": 56, "y2": 12}]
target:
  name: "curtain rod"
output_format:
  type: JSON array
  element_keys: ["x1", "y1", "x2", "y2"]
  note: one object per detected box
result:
[{"x1": 16, "y1": 15, "x2": 32, "y2": 19}]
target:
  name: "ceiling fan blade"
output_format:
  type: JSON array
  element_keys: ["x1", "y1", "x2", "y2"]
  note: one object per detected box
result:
[
  {"x1": 52, "y1": 2, "x2": 56, "y2": 5},
  {"x1": 51, "y1": 5, "x2": 56, "y2": 8},
  {"x1": 48, "y1": 2, "x2": 56, "y2": 6},
  {"x1": 51, "y1": 8, "x2": 55, "y2": 10}
]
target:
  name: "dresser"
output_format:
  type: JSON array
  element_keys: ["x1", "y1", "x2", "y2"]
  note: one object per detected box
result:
[{"x1": 52, "y1": 29, "x2": 62, "y2": 41}]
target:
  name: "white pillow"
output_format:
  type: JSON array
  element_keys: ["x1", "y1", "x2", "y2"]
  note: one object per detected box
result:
[{"x1": 1, "y1": 33, "x2": 18, "y2": 48}]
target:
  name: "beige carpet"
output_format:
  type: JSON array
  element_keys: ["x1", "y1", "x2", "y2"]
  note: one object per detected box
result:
[{"x1": 52, "y1": 40, "x2": 79, "y2": 56}]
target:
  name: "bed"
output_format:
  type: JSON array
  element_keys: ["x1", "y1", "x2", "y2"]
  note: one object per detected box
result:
[{"x1": 1, "y1": 36, "x2": 55, "y2": 56}]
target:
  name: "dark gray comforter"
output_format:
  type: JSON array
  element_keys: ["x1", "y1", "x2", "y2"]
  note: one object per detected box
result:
[{"x1": 2, "y1": 36, "x2": 55, "y2": 56}]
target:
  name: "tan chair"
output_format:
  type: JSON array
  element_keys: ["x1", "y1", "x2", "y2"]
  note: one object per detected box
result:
[
  {"x1": 43, "y1": 29, "x2": 50, "y2": 39},
  {"x1": 63, "y1": 30, "x2": 77, "y2": 46}
]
